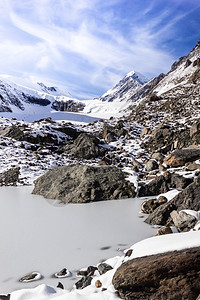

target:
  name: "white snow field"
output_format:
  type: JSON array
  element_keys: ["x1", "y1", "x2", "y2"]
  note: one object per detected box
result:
[
  {"x1": 0, "y1": 186, "x2": 157, "y2": 295},
  {"x1": 9, "y1": 230, "x2": 200, "y2": 300}
]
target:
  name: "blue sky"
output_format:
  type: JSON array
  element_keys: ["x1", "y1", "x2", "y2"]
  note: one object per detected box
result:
[{"x1": 0, "y1": 0, "x2": 200, "y2": 99}]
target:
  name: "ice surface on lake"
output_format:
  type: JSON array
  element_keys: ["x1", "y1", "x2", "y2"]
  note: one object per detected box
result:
[
  {"x1": 0, "y1": 186, "x2": 156, "y2": 293},
  {"x1": 0, "y1": 111, "x2": 102, "y2": 123}
]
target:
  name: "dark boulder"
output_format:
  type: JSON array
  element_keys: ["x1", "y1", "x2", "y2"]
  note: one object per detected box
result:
[
  {"x1": 0, "y1": 125, "x2": 25, "y2": 140},
  {"x1": 170, "y1": 173, "x2": 193, "y2": 189},
  {"x1": 70, "y1": 133, "x2": 106, "y2": 159},
  {"x1": 0, "y1": 295, "x2": 10, "y2": 300},
  {"x1": 112, "y1": 246, "x2": 200, "y2": 300},
  {"x1": 75, "y1": 276, "x2": 92, "y2": 289},
  {"x1": 32, "y1": 164, "x2": 136, "y2": 203},
  {"x1": 77, "y1": 266, "x2": 97, "y2": 277},
  {"x1": 98, "y1": 263, "x2": 113, "y2": 275},
  {"x1": 57, "y1": 282, "x2": 64, "y2": 289},
  {"x1": 138, "y1": 175, "x2": 169, "y2": 197},
  {"x1": 145, "y1": 176, "x2": 200, "y2": 225},
  {"x1": 0, "y1": 167, "x2": 20, "y2": 186}
]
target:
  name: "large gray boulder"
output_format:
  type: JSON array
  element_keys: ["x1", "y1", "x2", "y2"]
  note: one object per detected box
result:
[{"x1": 32, "y1": 164, "x2": 136, "y2": 203}]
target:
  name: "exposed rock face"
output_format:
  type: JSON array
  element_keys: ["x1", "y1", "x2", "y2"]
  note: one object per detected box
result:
[
  {"x1": 0, "y1": 125, "x2": 25, "y2": 140},
  {"x1": 112, "y1": 247, "x2": 200, "y2": 300},
  {"x1": 98, "y1": 71, "x2": 147, "y2": 103},
  {"x1": 70, "y1": 133, "x2": 107, "y2": 159},
  {"x1": 0, "y1": 122, "x2": 67, "y2": 146},
  {"x1": 170, "y1": 210, "x2": 197, "y2": 232},
  {"x1": 52, "y1": 99, "x2": 85, "y2": 112},
  {"x1": 0, "y1": 167, "x2": 20, "y2": 186},
  {"x1": 138, "y1": 175, "x2": 169, "y2": 196},
  {"x1": 145, "y1": 176, "x2": 200, "y2": 225},
  {"x1": 164, "y1": 148, "x2": 200, "y2": 167},
  {"x1": 141, "y1": 124, "x2": 190, "y2": 154},
  {"x1": 139, "y1": 172, "x2": 193, "y2": 197},
  {"x1": 32, "y1": 164, "x2": 136, "y2": 203}
]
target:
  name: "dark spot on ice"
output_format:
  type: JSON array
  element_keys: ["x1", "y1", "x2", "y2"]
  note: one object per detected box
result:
[{"x1": 100, "y1": 246, "x2": 111, "y2": 250}]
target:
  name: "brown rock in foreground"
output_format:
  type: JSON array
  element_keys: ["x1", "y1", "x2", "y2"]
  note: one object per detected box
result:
[
  {"x1": 164, "y1": 148, "x2": 200, "y2": 167},
  {"x1": 112, "y1": 246, "x2": 200, "y2": 300}
]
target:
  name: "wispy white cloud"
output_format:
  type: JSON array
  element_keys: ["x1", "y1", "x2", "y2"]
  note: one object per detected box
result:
[{"x1": 0, "y1": 0, "x2": 199, "y2": 98}]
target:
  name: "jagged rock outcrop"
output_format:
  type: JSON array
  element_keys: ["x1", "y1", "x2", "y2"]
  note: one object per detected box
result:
[
  {"x1": 98, "y1": 71, "x2": 147, "y2": 103},
  {"x1": 139, "y1": 172, "x2": 193, "y2": 197},
  {"x1": 52, "y1": 99, "x2": 85, "y2": 112},
  {"x1": 145, "y1": 176, "x2": 200, "y2": 225},
  {"x1": 112, "y1": 246, "x2": 200, "y2": 300},
  {"x1": 32, "y1": 164, "x2": 136, "y2": 203},
  {"x1": 69, "y1": 133, "x2": 107, "y2": 159}
]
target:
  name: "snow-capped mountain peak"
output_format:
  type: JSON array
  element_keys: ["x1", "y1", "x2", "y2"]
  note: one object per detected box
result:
[
  {"x1": 98, "y1": 70, "x2": 148, "y2": 103},
  {"x1": 124, "y1": 70, "x2": 148, "y2": 85}
]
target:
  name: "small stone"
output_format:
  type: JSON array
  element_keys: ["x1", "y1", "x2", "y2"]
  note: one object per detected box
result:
[
  {"x1": 98, "y1": 263, "x2": 113, "y2": 275},
  {"x1": 57, "y1": 282, "x2": 64, "y2": 289},
  {"x1": 154, "y1": 226, "x2": 173, "y2": 236},
  {"x1": 157, "y1": 195, "x2": 168, "y2": 205},
  {"x1": 54, "y1": 268, "x2": 70, "y2": 278},
  {"x1": 19, "y1": 271, "x2": 42, "y2": 283},
  {"x1": 87, "y1": 266, "x2": 98, "y2": 276},
  {"x1": 75, "y1": 276, "x2": 93, "y2": 289},
  {"x1": 95, "y1": 280, "x2": 102, "y2": 288},
  {"x1": 125, "y1": 249, "x2": 133, "y2": 257}
]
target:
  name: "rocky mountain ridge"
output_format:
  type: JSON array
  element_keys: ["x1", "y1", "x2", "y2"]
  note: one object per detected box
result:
[
  {"x1": 98, "y1": 71, "x2": 148, "y2": 102},
  {"x1": 0, "y1": 77, "x2": 79, "y2": 113}
]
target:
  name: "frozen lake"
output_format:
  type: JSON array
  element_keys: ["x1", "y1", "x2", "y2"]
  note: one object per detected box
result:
[
  {"x1": 0, "y1": 111, "x2": 103, "y2": 123},
  {"x1": 0, "y1": 186, "x2": 157, "y2": 294}
]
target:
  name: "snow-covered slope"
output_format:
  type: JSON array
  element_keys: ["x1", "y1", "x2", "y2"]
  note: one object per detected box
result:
[
  {"x1": 0, "y1": 71, "x2": 149, "y2": 120},
  {"x1": 77, "y1": 71, "x2": 149, "y2": 119},
  {"x1": 153, "y1": 39, "x2": 200, "y2": 97},
  {"x1": 98, "y1": 71, "x2": 148, "y2": 103},
  {"x1": 0, "y1": 75, "x2": 78, "y2": 114}
]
